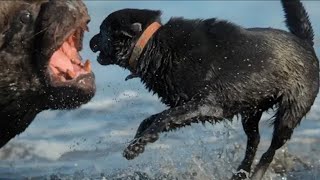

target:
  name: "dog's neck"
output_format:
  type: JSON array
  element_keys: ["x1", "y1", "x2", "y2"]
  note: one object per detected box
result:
[{"x1": 129, "y1": 22, "x2": 161, "y2": 72}]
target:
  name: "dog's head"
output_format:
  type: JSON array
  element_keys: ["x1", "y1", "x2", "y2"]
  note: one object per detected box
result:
[{"x1": 90, "y1": 9, "x2": 161, "y2": 70}]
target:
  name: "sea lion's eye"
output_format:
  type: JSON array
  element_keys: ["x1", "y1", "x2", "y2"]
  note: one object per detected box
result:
[{"x1": 20, "y1": 11, "x2": 32, "y2": 24}]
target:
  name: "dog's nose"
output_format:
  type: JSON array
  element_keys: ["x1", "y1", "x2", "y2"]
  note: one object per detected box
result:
[{"x1": 90, "y1": 34, "x2": 100, "y2": 53}]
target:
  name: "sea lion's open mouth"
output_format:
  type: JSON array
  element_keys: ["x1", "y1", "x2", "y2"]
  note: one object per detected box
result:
[
  {"x1": 32, "y1": 0, "x2": 95, "y2": 109},
  {"x1": 0, "y1": 0, "x2": 96, "y2": 147},
  {"x1": 48, "y1": 26, "x2": 91, "y2": 83}
]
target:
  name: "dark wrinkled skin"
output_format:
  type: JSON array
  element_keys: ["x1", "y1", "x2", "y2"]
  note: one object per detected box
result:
[
  {"x1": 91, "y1": 0, "x2": 318, "y2": 179},
  {"x1": 0, "y1": 1, "x2": 95, "y2": 148}
]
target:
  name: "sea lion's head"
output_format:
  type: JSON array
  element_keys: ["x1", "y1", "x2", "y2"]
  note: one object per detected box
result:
[{"x1": 0, "y1": 0, "x2": 95, "y2": 110}]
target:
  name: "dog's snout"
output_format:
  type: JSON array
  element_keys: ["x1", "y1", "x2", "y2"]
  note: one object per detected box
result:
[{"x1": 90, "y1": 34, "x2": 101, "y2": 53}]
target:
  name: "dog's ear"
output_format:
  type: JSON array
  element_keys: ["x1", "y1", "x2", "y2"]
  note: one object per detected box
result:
[
  {"x1": 120, "y1": 24, "x2": 141, "y2": 38},
  {"x1": 120, "y1": 22, "x2": 142, "y2": 38},
  {"x1": 120, "y1": 10, "x2": 161, "y2": 38},
  {"x1": 119, "y1": 22, "x2": 142, "y2": 38},
  {"x1": 131, "y1": 22, "x2": 142, "y2": 33}
]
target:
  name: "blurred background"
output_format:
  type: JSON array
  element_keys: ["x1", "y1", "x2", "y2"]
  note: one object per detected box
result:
[{"x1": 0, "y1": 1, "x2": 319, "y2": 179}]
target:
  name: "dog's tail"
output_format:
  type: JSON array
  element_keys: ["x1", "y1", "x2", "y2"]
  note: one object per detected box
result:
[{"x1": 281, "y1": 0, "x2": 314, "y2": 46}]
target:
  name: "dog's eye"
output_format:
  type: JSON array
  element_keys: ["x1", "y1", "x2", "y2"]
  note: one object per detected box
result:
[{"x1": 20, "y1": 11, "x2": 32, "y2": 24}]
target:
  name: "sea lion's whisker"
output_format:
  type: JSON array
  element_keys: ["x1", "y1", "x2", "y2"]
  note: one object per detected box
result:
[{"x1": 24, "y1": 25, "x2": 51, "y2": 41}]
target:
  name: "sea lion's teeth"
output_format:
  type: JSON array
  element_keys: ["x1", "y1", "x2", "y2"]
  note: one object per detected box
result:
[
  {"x1": 71, "y1": 58, "x2": 81, "y2": 65},
  {"x1": 84, "y1": 60, "x2": 91, "y2": 72},
  {"x1": 83, "y1": 25, "x2": 89, "y2": 32},
  {"x1": 66, "y1": 69, "x2": 76, "y2": 79},
  {"x1": 59, "y1": 76, "x2": 66, "y2": 82},
  {"x1": 50, "y1": 66, "x2": 60, "y2": 75},
  {"x1": 55, "y1": 66, "x2": 66, "y2": 73}
]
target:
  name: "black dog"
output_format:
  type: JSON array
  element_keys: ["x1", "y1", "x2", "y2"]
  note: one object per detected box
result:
[
  {"x1": 90, "y1": 0, "x2": 318, "y2": 179},
  {"x1": 0, "y1": 1, "x2": 95, "y2": 148}
]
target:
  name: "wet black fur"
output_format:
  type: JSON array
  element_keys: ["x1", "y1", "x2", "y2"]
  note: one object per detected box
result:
[{"x1": 90, "y1": 0, "x2": 319, "y2": 179}]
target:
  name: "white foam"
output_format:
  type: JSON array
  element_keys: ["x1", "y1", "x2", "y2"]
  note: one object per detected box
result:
[
  {"x1": 109, "y1": 130, "x2": 133, "y2": 137},
  {"x1": 81, "y1": 90, "x2": 156, "y2": 111},
  {"x1": 0, "y1": 140, "x2": 70, "y2": 161}
]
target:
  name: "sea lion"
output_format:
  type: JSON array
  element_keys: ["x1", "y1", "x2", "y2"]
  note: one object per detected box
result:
[{"x1": 0, "y1": 0, "x2": 95, "y2": 148}]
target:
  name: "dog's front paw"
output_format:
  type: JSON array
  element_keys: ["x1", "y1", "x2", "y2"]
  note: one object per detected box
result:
[
  {"x1": 123, "y1": 133, "x2": 160, "y2": 160},
  {"x1": 123, "y1": 138, "x2": 145, "y2": 160}
]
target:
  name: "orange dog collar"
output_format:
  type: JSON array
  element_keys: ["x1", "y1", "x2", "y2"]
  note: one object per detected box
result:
[{"x1": 129, "y1": 22, "x2": 162, "y2": 71}]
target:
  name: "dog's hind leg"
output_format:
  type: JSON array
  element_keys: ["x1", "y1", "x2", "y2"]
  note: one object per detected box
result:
[
  {"x1": 251, "y1": 96, "x2": 311, "y2": 180},
  {"x1": 231, "y1": 111, "x2": 263, "y2": 180},
  {"x1": 123, "y1": 98, "x2": 225, "y2": 160}
]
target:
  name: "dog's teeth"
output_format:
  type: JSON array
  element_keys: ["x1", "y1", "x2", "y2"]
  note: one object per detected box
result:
[{"x1": 84, "y1": 60, "x2": 91, "y2": 72}]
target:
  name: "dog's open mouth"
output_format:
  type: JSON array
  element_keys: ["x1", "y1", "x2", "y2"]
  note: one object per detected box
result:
[{"x1": 48, "y1": 27, "x2": 91, "y2": 83}]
